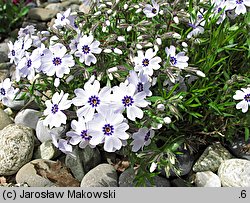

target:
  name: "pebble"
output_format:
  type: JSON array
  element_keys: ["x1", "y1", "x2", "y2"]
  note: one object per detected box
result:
[
  {"x1": 16, "y1": 159, "x2": 80, "y2": 187},
  {"x1": 170, "y1": 178, "x2": 192, "y2": 187},
  {"x1": 0, "y1": 69, "x2": 9, "y2": 81},
  {"x1": 218, "y1": 159, "x2": 250, "y2": 187},
  {"x1": 192, "y1": 142, "x2": 233, "y2": 172},
  {"x1": 36, "y1": 118, "x2": 68, "y2": 142},
  {"x1": 0, "y1": 124, "x2": 34, "y2": 175},
  {"x1": 0, "y1": 42, "x2": 9, "y2": 63},
  {"x1": 65, "y1": 146, "x2": 101, "y2": 181},
  {"x1": 119, "y1": 168, "x2": 170, "y2": 187},
  {"x1": 195, "y1": 171, "x2": 221, "y2": 187},
  {"x1": 0, "y1": 109, "x2": 13, "y2": 130},
  {"x1": 45, "y1": 3, "x2": 64, "y2": 11},
  {"x1": 226, "y1": 136, "x2": 250, "y2": 161},
  {"x1": 33, "y1": 140, "x2": 61, "y2": 160},
  {"x1": 80, "y1": 164, "x2": 118, "y2": 187},
  {"x1": 14, "y1": 109, "x2": 41, "y2": 130},
  {"x1": 28, "y1": 8, "x2": 58, "y2": 21}
]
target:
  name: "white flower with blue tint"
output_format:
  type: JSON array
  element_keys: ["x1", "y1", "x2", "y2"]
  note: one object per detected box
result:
[
  {"x1": 74, "y1": 35, "x2": 102, "y2": 66},
  {"x1": 165, "y1": 45, "x2": 189, "y2": 69},
  {"x1": 7, "y1": 40, "x2": 24, "y2": 65},
  {"x1": 16, "y1": 49, "x2": 41, "y2": 82},
  {"x1": 0, "y1": 78, "x2": 18, "y2": 107},
  {"x1": 111, "y1": 83, "x2": 148, "y2": 121},
  {"x1": 41, "y1": 43, "x2": 75, "y2": 78},
  {"x1": 212, "y1": 0, "x2": 227, "y2": 24},
  {"x1": 127, "y1": 70, "x2": 152, "y2": 96},
  {"x1": 51, "y1": 133, "x2": 74, "y2": 156},
  {"x1": 18, "y1": 25, "x2": 36, "y2": 39},
  {"x1": 134, "y1": 48, "x2": 162, "y2": 76},
  {"x1": 143, "y1": 0, "x2": 159, "y2": 18},
  {"x1": 131, "y1": 127, "x2": 155, "y2": 152},
  {"x1": 233, "y1": 88, "x2": 250, "y2": 113},
  {"x1": 53, "y1": 8, "x2": 71, "y2": 29},
  {"x1": 88, "y1": 110, "x2": 129, "y2": 152},
  {"x1": 43, "y1": 91, "x2": 72, "y2": 129},
  {"x1": 187, "y1": 11, "x2": 205, "y2": 39},
  {"x1": 72, "y1": 80, "x2": 111, "y2": 121},
  {"x1": 226, "y1": 0, "x2": 250, "y2": 15},
  {"x1": 66, "y1": 117, "x2": 96, "y2": 149}
]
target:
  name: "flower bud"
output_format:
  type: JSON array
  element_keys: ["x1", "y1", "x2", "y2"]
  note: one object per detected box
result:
[
  {"x1": 127, "y1": 25, "x2": 132, "y2": 32},
  {"x1": 163, "y1": 117, "x2": 172, "y2": 124},
  {"x1": 150, "y1": 162, "x2": 157, "y2": 173},
  {"x1": 117, "y1": 36, "x2": 126, "y2": 42},
  {"x1": 136, "y1": 44, "x2": 143, "y2": 49},
  {"x1": 103, "y1": 48, "x2": 112, "y2": 53},
  {"x1": 173, "y1": 16, "x2": 179, "y2": 24},
  {"x1": 124, "y1": 3, "x2": 128, "y2": 10},
  {"x1": 196, "y1": 70, "x2": 206, "y2": 77},
  {"x1": 157, "y1": 104, "x2": 165, "y2": 111},
  {"x1": 114, "y1": 48, "x2": 123, "y2": 54},
  {"x1": 156, "y1": 38, "x2": 162, "y2": 45}
]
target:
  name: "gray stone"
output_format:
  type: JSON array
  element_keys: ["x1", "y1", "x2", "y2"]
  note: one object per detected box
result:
[
  {"x1": 28, "y1": 8, "x2": 58, "y2": 21},
  {"x1": 0, "y1": 109, "x2": 13, "y2": 130},
  {"x1": 45, "y1": 3, "x2": 64, "y2": 11},
  {"x1": 48, "y1": 0, "x2": 60, "y2": 3},
  {"x1": 218, "y1": 159, "x2": 250, "y2": 187},
  {"x1": 195, "y1": 171, "x2": 221, "y2": 187},
  {"x1": 0, "y1": 69, "x2": 9, "y2": 81},
  {"x1": 170, "y1": 178, "x2": 192, "y2": 187},
  {"x1": 70, "y1": 4, "x2": 80, "y2": 12},
  {"x1": 65, "y1": 146, "x2": 101, "y2": 181},
  {"x1": 16, "y1": 159, "x2": 80, "y2": 187},
  {"x1": 36, "y1": 118, "x2": 68, "y2": 142},
  {"x1": 0, "y1": 62, "x2": 12, "y2": 70},
  {"x1": 33, "y1": 140, "x2": 61, "y2": 160},
  {"x1": 0, "y1": 124, "x2": 34, "y2": 175},
  {"x1": 119, "y1": 168, "x2": 170, "y2": 187},
  {"x1": 6, "y1": 99, "x2": 25, "y2": 110},
  {"x1": 80, "y1": 164, "x2": 118, "y2": 187},
  {"x1": 14, "y1": 109, "x2": 41, "y2": 130},
  {"x1": 0, "y1": 42, "x2": 9, "y2": 63},
  {"x1": 79, "y1": 3, "x2": 90, "y2": 14},
  {"x1": 193, "y1": 142, "x2": 233, "y2": 172}
]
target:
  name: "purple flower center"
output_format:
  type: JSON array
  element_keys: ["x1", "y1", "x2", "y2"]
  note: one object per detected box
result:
[
  {"x1": 151, "y1": 8, "x2": 157, "y2": 14},
  {"x1": 244, "y1": 94, "x2": 250, "y2": 102},
  {"x1": 88, "y1": 95, "x2": 100, "y2": 108},
  {"x1": 82, "y1": 45, "x2": 90, "y2": 54},
  {"x1": 188, "y1": 23, "x2": 197, "y2": 29},
  {"x1": 80, "y1": 130, "x2": 92, "y2": 141},
  {"x1": 137, "y1": 82, "x2": 143, "y2": 92},
  {"x1": 170, "y1": 56, "x2": 177, "y2": 65},
  {"x1": 198, "y1": 14, "x2": 203, "y2": 19},
  {"x1": 122, "y1": 95, "x2": 134, "y2": 107},
  {"x1": 27, "y1": 59, "x2": 32, "y2": 68},
  {"x1": 236, "y1": 0, "x2": 243, "y2": 4},
  {"x1": 142, "y1": 58, "x2": 149, "y2": 67},
  {"x1": 102, "y1": 124, "x2": 114, "y2": 136},
  {"x1": 144, "y1": 131, "x2": 150, "y2": 141},
  {"x1": 218, "y1": 7, "x2": 222, "y2": 13},
  {"x1": 51, "y1": 104, "x2": 59, "y2": 114},
  {"x1": 23, "y1": 28, "x2": 29, "y2": 34},
  {"x1": 0, "y1": 88, "x2": 6, "y2": 96},
  {"x1": 61, "y1": 16, "x2": 65, "y2": 21},
  {"x1": 52, "y1": 57, "x2": 62, "y2": 66},
  {"x1": 11, "y1": 50, "x2": 15, "y2": 56}
]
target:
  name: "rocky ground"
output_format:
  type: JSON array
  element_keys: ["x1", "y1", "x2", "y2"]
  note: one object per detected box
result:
[{"x1": 0, "y1": 0, "x2": 250, "y2": 187}]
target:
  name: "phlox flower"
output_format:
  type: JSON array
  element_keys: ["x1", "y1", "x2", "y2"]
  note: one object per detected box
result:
[
  {"x1": 88, "y1": 109, "x2": 129, "y2": 152},
  {"x1": 15, "y1": 49, "x2": 41, "y2": 81},
  {"x1": 66, "y1": 117, "x2": 96, "y2": 149},
  {"x1": 187, "y1": 10, "x2": 205, "y2": 39},
  {"x1": 134, "y1": 48, "x2": 162, "y2": 76},
  {"x1": 51, "y1": 133, "x2": 74, "y2": 156},
  {"x1": 43, "y1": 91, "x2": 72, "y2": 128},
  {"x1": 72, "y1": 79, "x2": 111, "y2": 121},
  {"x1": 127, "y1": 70, "x2": 152, "y2": 96},
  {"x1": 233, "y1": 88, "x2": 250, "y2": 113},
  {"x1": 131, "y1": 127, "x2": 155, "y2": 152},
  {"x1": 143, "y1": 0, "x2": 160, "y2": 18},
  {"x1": 226, "y1": 0, "x2": 250, "y2": 15},
  {"x1": 165, "y1": 45, "x2": 189, "y2": 69},
  {"x1": 53, "y1": 8, "x2": 71, "y2": 29},
  {"x1": 0, "y1": 78, "x2": 19, "y2": 107},
  {"x1": 74, "y1": 34, "x2": 102, "y2": 66},
  {"x1": 7, "y1": 40, "x2": 24, "y2": 65},
  {"x1": 18, "y1": 25, "x2": 36, "y2": 38},
  {"x1": 212, "y1": 0, "x2": 227, "y2": 24},
  {"x1": 111, "y1": 82, "x2": 149, "y2": 121},
  {"x1": 40, "y1": 43, "x2": 75, "y2": 78}
]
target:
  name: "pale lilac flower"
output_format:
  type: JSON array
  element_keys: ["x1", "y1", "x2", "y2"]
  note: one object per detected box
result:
[
  {"x1": 74, "y1": 35, "x2": 102, "y2": 66},
  {"x1": 7, "y1": 40, "x2": 24, "y2": 65},
  {"x1": 69, "y1": 34, "x2": 81, "y2": 54},
  {"x1": 41, "y1": 43, "x2": 75, "y2": 78},
  {"x1": 165, "y1": 45, "x2": 189, "y2": 69},
  {"x1": 53, "y1": 8, "x2": 71, "y2": 29},
  {"x1": 131, "y1": 127, "x2": 155, "y2": 152},
  {"x1": 187, "y1": 11, "x2": 205, "y2": 38},
  {"x1": 16, "y1": 49, "x2": 41, "y2": 81},
  {"x1": 150, "y1": 162, "x2": 158, "y2": 173},
  {"x1": 88, "y1": 110, "x2": 129, "y2": 152},
  {"x1": 111, "y1": 83, "x2": 148, "y2": 121},
  {"x1": 18, "y1": 25, "x2": 36, "y2": 38},
  {"x1": 43, "y1": 91, "x2": 72, "y2": 129},
  {"x1": 72, "y1": 80, "x2": 111, "y2": 121},
  {"x1": 143, "y1": 0, "x2": 159, "y2": 18},
  {"x1": 212, "y1": 0, "x2": 227, "y2": 24},
  {"x1": 51, "y1": 133, "x2": 74, "y2": 156},
  {"x1": 66, "y1": 117, "x2": 96, "y2": 149},
  {"x1": 233, "y1": 88, "x2": 250, "y2": 113},
  {"x1": 226, "y1": 0, "x2": 250, "y2": 15},
  {"x1": 0, "y1": 78, "x2": 18, "y2": 107},
  {"x1": 127, "y1": 70, "x2": 152, "y2": 96},
  {"x1": 134, "y1": 48, "x2": 162, "y2": 76}
]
